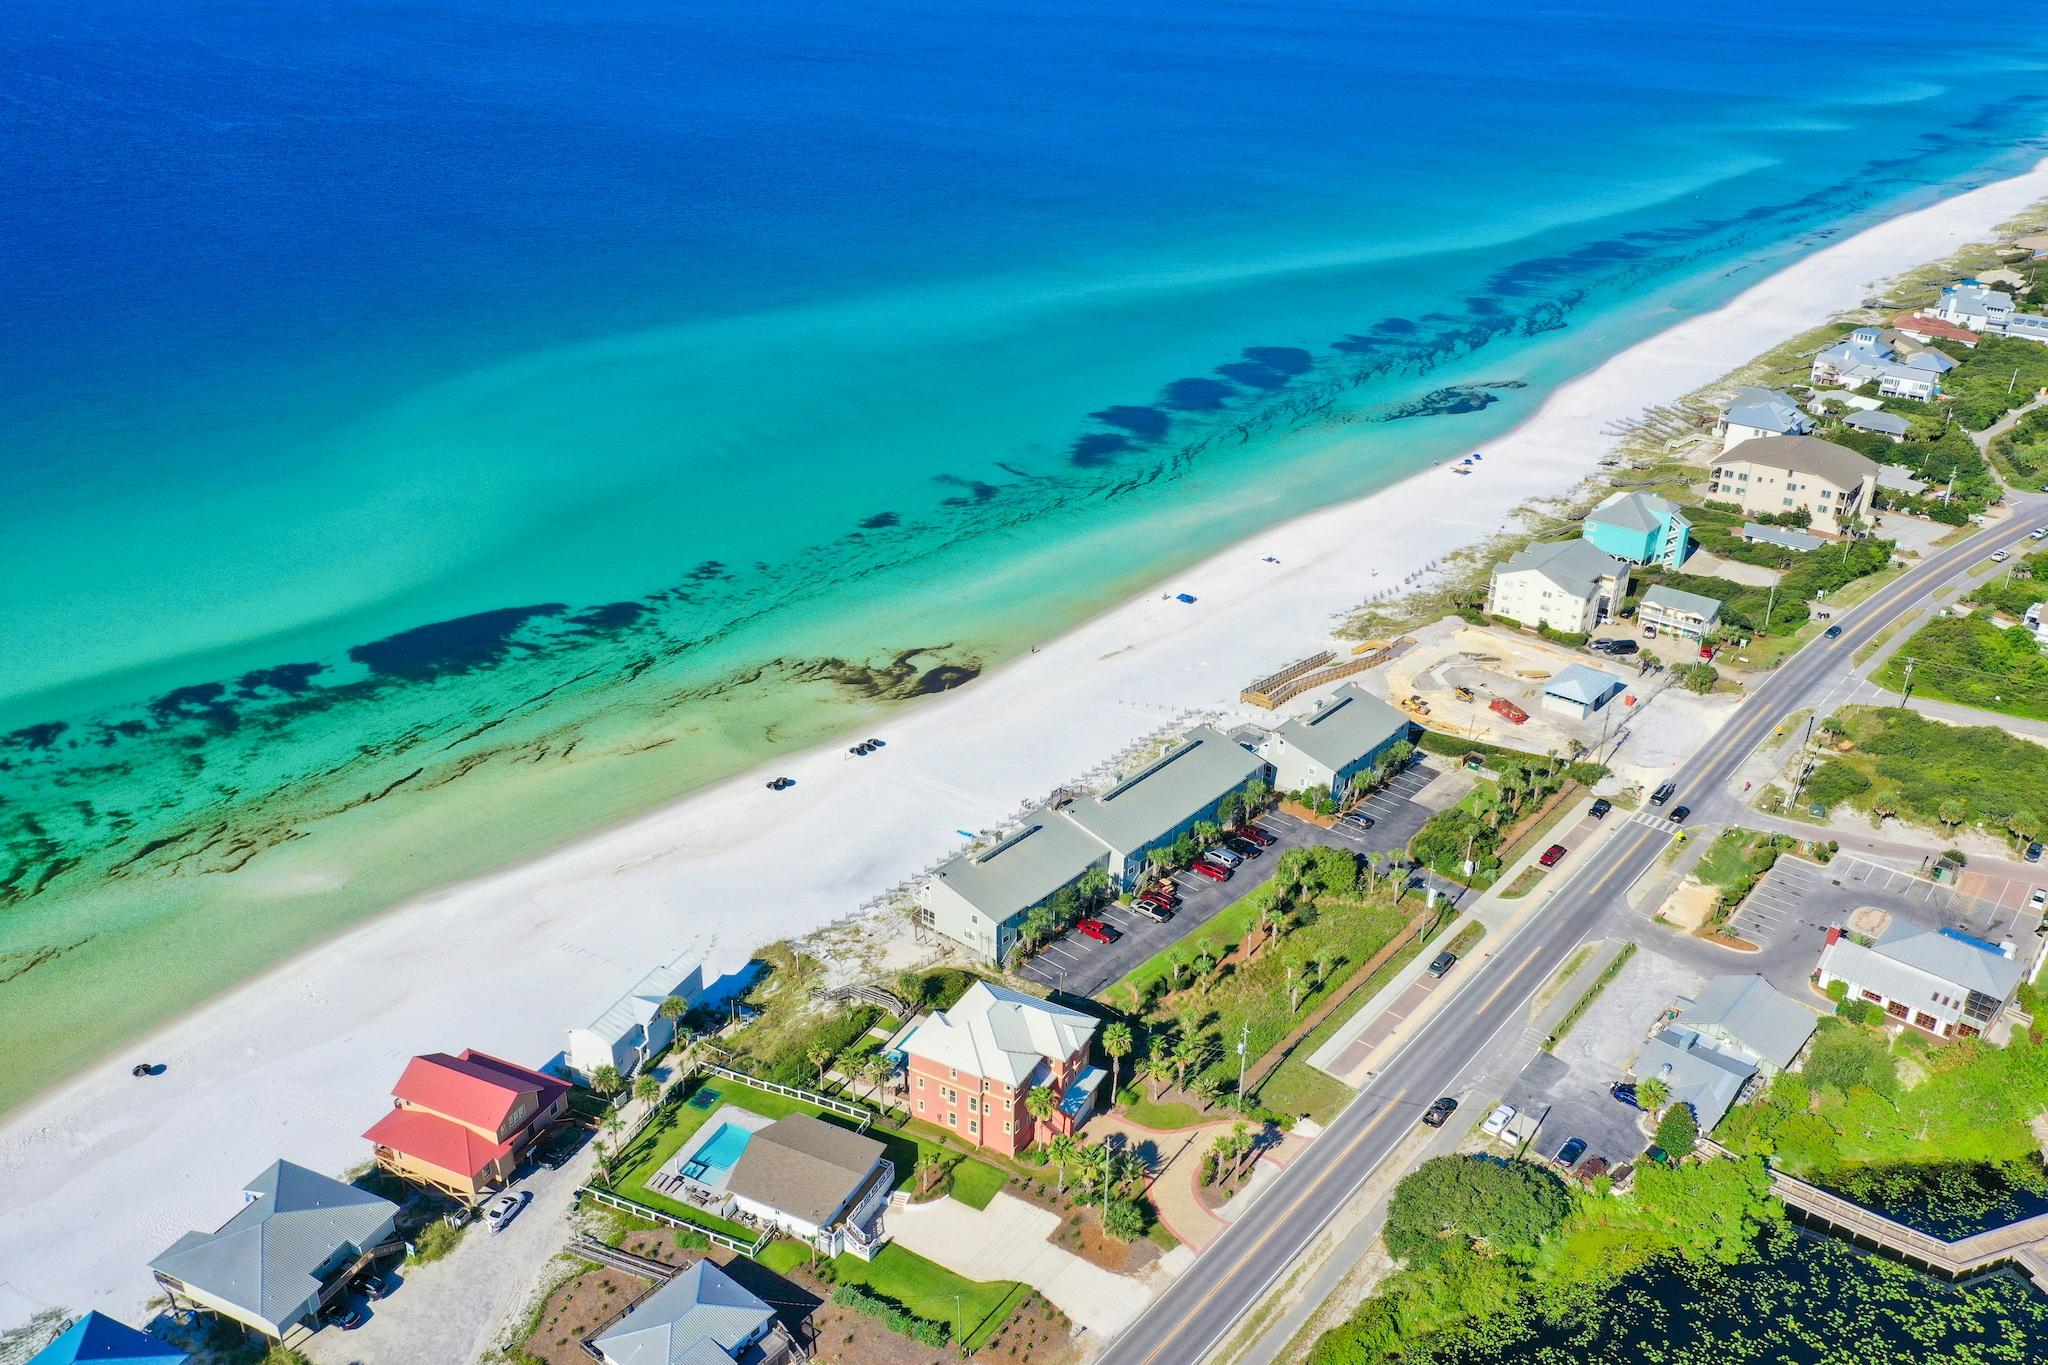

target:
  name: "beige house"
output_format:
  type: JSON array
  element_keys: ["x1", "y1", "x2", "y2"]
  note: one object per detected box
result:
[
  {"x1": 1484, "y1": 540, "x2": 1630, "y2": 634},
  {"x1": 1706, "y1": 435, "x2": 1877, "y2": 534}
]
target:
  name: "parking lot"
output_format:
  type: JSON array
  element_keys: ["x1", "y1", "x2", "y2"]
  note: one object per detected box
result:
[
  {"x1": 1013, "y1": 760, "x2": 1454, "y2": 999},
  {"x1": 1495, "y1": 947, "x2": 1705, "y2": 1171}
]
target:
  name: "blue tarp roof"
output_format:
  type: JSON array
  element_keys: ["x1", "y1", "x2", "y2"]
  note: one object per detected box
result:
[{"x1": 30, "y1": 1314, "x2": 187, "y2": 1365}]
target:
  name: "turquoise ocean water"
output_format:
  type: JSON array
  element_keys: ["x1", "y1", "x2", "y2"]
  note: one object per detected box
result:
[{"x1": 3, "y1": 0, "x2": 2047, "y2": 1104}]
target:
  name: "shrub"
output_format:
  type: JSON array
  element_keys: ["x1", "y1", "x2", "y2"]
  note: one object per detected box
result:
[
  {"x1": 1802, "y1": 759, "x2": 1871, "y2": 809},
  {"x1": 410, "y1": 1217, "x2": 465, "y2": 1263},
  {"x1": 830, "y1": 1283, "x2": 952, "y2": 1346},
  {"x1": 1656, "y1": 1103, "x2": 1699, "y2": 1158},
  {"x1": 1383, "y1": 1156, "x2": 1570, "y2": 1267},
  {"x1": 1101, "y1": 1198, "x2": 1147, "y2": 1242}
]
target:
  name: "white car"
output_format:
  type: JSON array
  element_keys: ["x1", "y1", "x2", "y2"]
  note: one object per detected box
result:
[
  {"x1": 1202, "y1": 848, "x2": 1242, "y2": 869},
  {"x1": 1480, "y1": 1104, "x2": 1515, "y2": 1138},
  {"x1": 2031, "y1": 527, "x2": 2048, "y2": 541},
  {"x1": 1991, "y1": 550, "x2": 2010, "y2": 563},
  {"x1": 483, "y1": 1190, "x2": 531, "y2": 1232},
  {"x1": 2031, "y1": 887, "x2": 2047, "y2": 913}
]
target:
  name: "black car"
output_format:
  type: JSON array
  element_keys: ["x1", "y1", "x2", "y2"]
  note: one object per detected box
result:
[
  {"x1": 1554, "y1": 1136, "x2": 1587, "y2": 1168},
  {"x1": 1610, "y1": 1081, "x2": 1642, "y2": 1109},
  {"x1": 1824, "y1": 625, "x2": 1843, "y2": 640},
  {"x1": 326, "y1": 1306, "x2": 366, "y2": 1330},
  {"x1": 2028, "y1": 841, "x2": 2043, "y2": 864},
  {"x1": 1597, "y1": 639, "x2": 1639, "y2": 656},
  {"x1": 1650, "y1": 782, "x2": 1676, "y2": 807},
  {"x1": 1590, "y1": 798, "x2": 1612, "y2": 819},
  {"x1": 1669, "y1": 805, "x2": 1690, "y2": 824},
  {"x1": 766, "y1": 777, "x2": 794, "y2": 791},
  {"x1": 1422, "y1": 1096, "x2": 1458, "y2": 1128},
  {"x1": 1225, "y1": 835, "x2": 1263, "y2": 859},
  {"x1": 358, "y1": 1273, "x2": 392, "y2": 1301},
  {"x1": 1427, "y1": 951, "x2": 1458, "y2": 978}
]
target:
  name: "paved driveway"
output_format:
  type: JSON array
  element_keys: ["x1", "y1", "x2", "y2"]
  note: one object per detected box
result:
[{"x1": 1016, "y1": 762, "x2": 1454, "y2": 1000}]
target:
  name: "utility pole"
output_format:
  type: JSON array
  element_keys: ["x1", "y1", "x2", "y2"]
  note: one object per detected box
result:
[
  {"x1": 2012, "y1": 366, "x2": 2021, "y2": 397},
  {"x1": 1764, "y1": 581, "x2": 1778, "y2": 632},
  {"x1": 1236, "y1": 1021, "x2": 1250, "y2": 1095},
  {"x1": 1899, "y1": 656, "x2": 1916, "y2": 706}
]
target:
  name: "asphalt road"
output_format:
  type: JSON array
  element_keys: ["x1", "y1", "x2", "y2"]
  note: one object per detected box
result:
[{"x1": 1097, "y1": 497, "x2": 2048, "y2": 1365}]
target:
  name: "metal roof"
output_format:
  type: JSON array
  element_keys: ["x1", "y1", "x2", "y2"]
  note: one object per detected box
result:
[
  {"x1": 149, "y1": 1162, "x2": 396, "y2": 1332},
  {"x1": 1849, "y1": 411, "x2": 1910, "y2": 436},
  {"x1": 1060, "y1": 725, "x2": 1265, "y2": 856},
  {"x1": 1542, "y1": 664, "x2": 1623, "y2": 707},
  {"x1": 593, "y1": 1261, "x2": 776, "y2": 1365},
  {"x1": 929, "y1": 806, "x2": 1108, "y2": 923},
  {"x1": 1271, "y1": 685, "x2": 1412, "y2": 774},
  {"x1": 725, "y1": 1115, "x2": 885, "y2": 1228},
  {"x1": 1640, "y1": 585, "x2": 1722, "y2": 620},
  {"x1": 901, "y1": 981, "x2": 1098, "y2": 1087},
  {"x1": 575, "y1": 957, "x2": 703, "y2": 1047},
  {"x1": 1637, "y1": 1027, "x2": 1754, "y2": 1133},
  {"x1": 1494, "y1": 539, "x2": 1628, "y2": 600},
  {"x1": 1722, "y1": 386, "x2": 1811, "y2": 436},
  {"x1": 1740, "y1": 523, "x2": 1823, "y2": 552},
  {"x1": 28, "y1": 1313, "x2": 187, "y2": 1365},
  {"x1": 1820, "y1": 927, "x2": 2022, "y2": 1008},
  {"x1": 1678, "y1": 975, "x2": 1818, "y2": 1071}
]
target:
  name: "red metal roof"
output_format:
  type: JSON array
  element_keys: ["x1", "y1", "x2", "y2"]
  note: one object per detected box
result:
[
  {"x1": 389, "y1": 1049, "x2": 569, "y2": 1133},
  {"x1": 363, "y1": 1106, "x2": 513, "y2": 1180}
]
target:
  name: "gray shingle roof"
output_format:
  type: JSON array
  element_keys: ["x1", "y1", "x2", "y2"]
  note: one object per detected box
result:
[
  {"x1": 1272, "y1": 685, "x2": 1412, "y2": 774},
  {"x1": 1678, "y1": 975, "x2": 1818, "y2": 1071},
  {"x1": 594, "y1": 1260, "x2": 775, "y2": 1365},
  {"x1": 1725, "y1": 435, "x2": 1878, "y2": 491},
  {"x1": 1637, "y1": 1027, "x2": 1755, "y2": 1133},
  {"x1": 149, "y1": 1162, "x2": 397, "y2": 1332},
  {"x1": 1542, "y1": 664, "x2": 1623, "y2": 707},
  {"x1": 725, "y1": 1115, "x2": 885, "y2": 1228},
  {"x1": 1587, "y1": 489, "x2": 1681, "y2": 535},
  {"x1": 929, "y1": 807, "x2": 1108, "y2": 923},
  {"x1": 1060, "y1": 726, "x2": 1264, "y2": 856},
  {"x1": 1496, "y1": 539, "x2": 1627, "y2": 599}
]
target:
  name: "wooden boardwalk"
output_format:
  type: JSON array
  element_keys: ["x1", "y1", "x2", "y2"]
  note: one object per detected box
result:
[{"x1": 1701, "y1": 1140, "x2": 2048, "y2": 1287}]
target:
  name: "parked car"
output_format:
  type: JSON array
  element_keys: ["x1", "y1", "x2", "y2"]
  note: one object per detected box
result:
[
  {"x1": 325, "y1": 1305, "x2": 366, "y2": 1330},
  {"x1": 2032, "y1": 887, "x2": 2047, "y2": 913},
  {"x1": 1554, "y1": 1136, "x2": 1587, "y2": 1168},
  {"x1": 1604, "y1": 639, "x2": 1640, "y2": 656},
  {"x1": 1131, "y1": 899, "x2": 1173, "y2": 923},
  {"x1": 1539, "y1": 843, "x2": 1567, "y2": 867},
  {"x1": 1224, "y1": 835, "x2": 1263, "y2": 859},
  {"x1": 1341, "y1": 812, "x2": 1376, "y2": 831},
  {"x1": 1576, "y1": 1156, "x2": 1611, "y2": 1181},
  {"x1": 483, "y1": 1190, "x2": 530, "y2": 1233},
  {"x1": 1480, "y1": 1104, "x2": 1515, "y2": 1137},
  {"x1": 1077, "y1": 919, "x2": 1120, "y2": 944},
  {"x1": 1650, "y1": 782, "x2": 1676, "y2": 807},
  {"x1": 357, "y1": 1273, "x2": 392, "y2": 1301},
  {"x1": 1590, "y1": 798, "x2": 1612, "y2": 819},
  {"x1": 1422, "y1": 1096, "x2": 1458, "y2": 1128},
  {"x1": 1145, "y1": 883, "x2": 1181, "y2": 905},
  {"x1": 1427, "y1": 950, "x2": 1458, "y2": 978},
  {"x1": 1235, "y1": 825, "x2": 1275, "y2": 847},
  {"x1": 1203, "y1": 846, "x2": 1243, "y2": 868},
  {"x1": 1190, "y1": 860, "x2": 1230, "y2": 883},
  {"x1": 1823, "y1": 625, "x2": 1843, "y2": 640},
  {"x1": 1610, "y1": 1081, "x2": 1641, "y2": 1109},
  {"x1": 1670, "y1": 805, "x2": 1690, "y2": 824},
  {"x1": 2027, "y1": 841, "x2": 2043, "y2": 864}
]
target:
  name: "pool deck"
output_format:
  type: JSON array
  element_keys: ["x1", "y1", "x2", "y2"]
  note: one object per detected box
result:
[{"x1": 656, "y1": 1104, "x2": 772, "y2": 1198}]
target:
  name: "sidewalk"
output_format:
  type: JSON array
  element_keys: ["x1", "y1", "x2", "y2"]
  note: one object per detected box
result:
[{"x1": 1084, "y1": 1113, "x2": 1232, "y2": 1253}]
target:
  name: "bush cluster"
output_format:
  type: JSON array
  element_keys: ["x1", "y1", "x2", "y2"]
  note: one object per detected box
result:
[{"x1": 830, "y1": 1283, "x2": 950, "y2": 1347}]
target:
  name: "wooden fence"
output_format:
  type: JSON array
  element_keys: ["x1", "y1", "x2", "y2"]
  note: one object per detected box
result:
[
  {"x1": 580, "y1": 1186, "x2": 771, "y2": 1256},
  {"x1": 698, "y1": 1062, "x2": 876, "y2": 1129}
]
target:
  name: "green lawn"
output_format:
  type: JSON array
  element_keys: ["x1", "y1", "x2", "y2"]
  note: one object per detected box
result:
[
  {"x1": 758, "y1": 1240, "x2": 1029, "y2": 1351},
  {"x1": 1106, "y1": 895, "x2": 1265, "y2": 1010},
  {"x1": 1872, "y1": 615, "x2": 2048, "y2": 721},
  {"x1": 608, "y1": 1077, "x2": 1005, "y2": 1225},
  {"x1": 1109, "y1": 1087, "x2": 1210, "y2": 1130}
]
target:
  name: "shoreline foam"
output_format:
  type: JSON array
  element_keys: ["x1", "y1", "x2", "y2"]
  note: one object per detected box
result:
[{"x1": 4, "y1": 156, "x2": 2046, "y2": 1329}]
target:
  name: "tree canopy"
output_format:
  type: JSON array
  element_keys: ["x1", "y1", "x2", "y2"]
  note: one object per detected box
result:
[{"x1": 1383, "y1": 1156, "x2": 1570, "y2": 1267}]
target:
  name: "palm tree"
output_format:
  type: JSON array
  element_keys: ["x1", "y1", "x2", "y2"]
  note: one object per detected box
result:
[
  {"x1": 590, "y1": 1064, "x2": 622, "y2": 1100},
  {"x1": 658, "y1": 994, "x2": 690, "y2": 1026},
  {"x1": 1076, "y1": 1143, "x2": 1110, "y2": 1203},
  {"x1": 1137, "y1": 1054, "x2": 1171, "y2": 1102},
  {"x1": 592, "y1": 1138, "x2": 613, "y2": 1186},
  {"x1": 1101, "y1": 1022, "x2": 1133, "y2": 1098},
  {"x1": 805, "y1": 1045, "x2": 833, "y2": 1088},
  {"x1": 1636, "y1": 1077, "x2": 1670, "y2": 1113},
  {"x1": 914, "y1": 1151, "x2": 946, "y2": 1198},
  {"x1": 601, "y1": 1111, "x2": 625, "y2": 1150},
  {"x1": 1169, "y1": 1035, "x2": 1201, "y2": 1093},
  {"x1": 633, "y1": 1073, "x2": 662, "y2": 1108},
  {"x1": 864, "y1": 1051, "x2": 896, "y2": 1103},
  {"x1": 1110, "y1": 1149, "x2": 1146, "y2": 1199},
  {"x1": 1048, "y1": 1133, "x2": 1078, "y2": 1197},
  {"x1": 1025, "y1": 1084, "x2": 1059, "y2": 1135}
]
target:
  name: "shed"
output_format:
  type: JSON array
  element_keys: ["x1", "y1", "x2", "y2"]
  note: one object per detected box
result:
[{"x1": 1540, "y1": 665, "x2": 1624, "y2": 720}]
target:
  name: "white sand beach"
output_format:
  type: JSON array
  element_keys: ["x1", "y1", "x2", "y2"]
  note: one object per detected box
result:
[{"x1": 4, "y1": 158, "x2": 2045, "y2": 1331}]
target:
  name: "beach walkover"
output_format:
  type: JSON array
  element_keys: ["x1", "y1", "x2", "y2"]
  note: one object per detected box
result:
[{"x1": 1701, "y1": 1140, "x2": 2048, "y2": 1290}]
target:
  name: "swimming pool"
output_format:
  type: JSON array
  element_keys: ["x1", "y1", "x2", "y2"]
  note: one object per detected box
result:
[{"x1": 693, "y1": 1122, "x2": 753, "y2": 1174}]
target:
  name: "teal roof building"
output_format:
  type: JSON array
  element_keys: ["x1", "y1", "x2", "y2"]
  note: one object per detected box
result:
[
  {"x1": 1581, "y1": 490, "x2": 1691, "y2": 568},
  {"x1": 29, "y1": 1314, "x2": 186, "y2": 1365}
]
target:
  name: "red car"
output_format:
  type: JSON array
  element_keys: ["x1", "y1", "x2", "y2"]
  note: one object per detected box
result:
[
  {"x1": 1189, "y1": 860, "x2": 1230, "y2": 883},
  {"x1": 1077, "y1": 918, "x2": 1120, "y2": 943},
  {"x1": 1235, "y1": 825, "x2": 1275, "y2": 847},
  {"x1": 1539, "y1": 843, "x2": 1568, "y2": 867}
]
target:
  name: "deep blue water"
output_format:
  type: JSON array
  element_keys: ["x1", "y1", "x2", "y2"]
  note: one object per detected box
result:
[{"x1": 3, "y1": 0, "x2": 2048, "y2": 1105}]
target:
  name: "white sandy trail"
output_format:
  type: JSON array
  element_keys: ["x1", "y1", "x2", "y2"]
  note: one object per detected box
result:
[{"x1": 3, "y1": 158, "x2": 2045, "y2": 1333}]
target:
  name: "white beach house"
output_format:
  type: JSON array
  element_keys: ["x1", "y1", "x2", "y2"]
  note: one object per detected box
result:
[
  {"x1": 1716, "y1": 386, "x2": 1813, "y2": 450},
  {"x1": 1484, "y1": 540, "x2": 1630, "y2": 634},
  {"x1": 565, "y1": 954, "x2": 704, "y2": 1084}
]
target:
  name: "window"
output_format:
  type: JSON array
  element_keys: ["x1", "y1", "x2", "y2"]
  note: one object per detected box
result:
[
  {"x1": 968, "y1": 1097, "x2": 978, "y2": 1113},
  {"x1": 1886, "y1": 1001, "x2": 1908, "y2": 1019},
  {"x1": 1913, "y1": 1012, "x2": 1938, "y2": 1031},
  {"x1": 917, "y1": 1100, "x2": 925, "y2": 1113},
  {"x1": 1860, "y1": 989, "x2": 1882, "y2": 1003},
  {"x1": 969, "y1": 1120, "x2": 978, "y2": 1134},
  {"x1": 917, "y1": 1077, "x2": 925, "y2": 1090},
  {"x1": 948, "y1": 1113, "x2": 957, "y2": 1126}
]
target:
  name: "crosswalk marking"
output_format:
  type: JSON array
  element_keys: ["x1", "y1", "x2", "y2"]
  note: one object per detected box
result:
[{"x1": 1631, "y1": 812, "x2": 1680, "y2": 834}]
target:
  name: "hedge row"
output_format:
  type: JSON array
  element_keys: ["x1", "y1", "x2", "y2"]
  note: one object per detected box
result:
[{"x1": 830, "y1": 1282, "x2": 951, "y2": 1347}]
